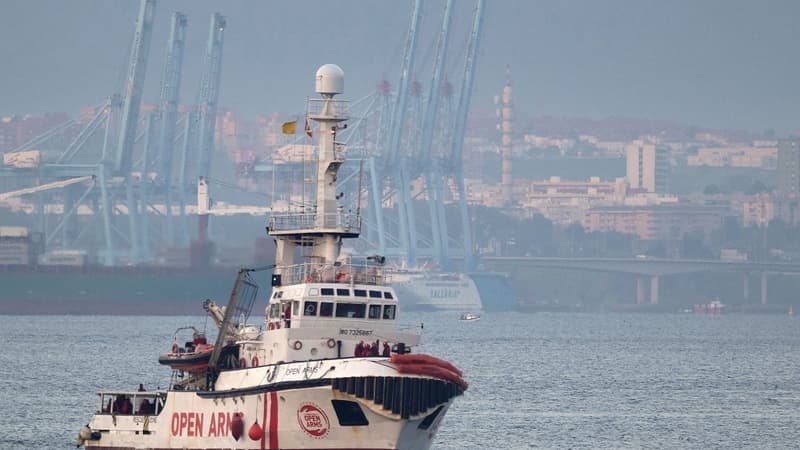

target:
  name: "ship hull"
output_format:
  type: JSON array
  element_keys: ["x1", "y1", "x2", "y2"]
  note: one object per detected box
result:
[{"x1": 83, "y1": 359, "x2": 461, "y2": 450}]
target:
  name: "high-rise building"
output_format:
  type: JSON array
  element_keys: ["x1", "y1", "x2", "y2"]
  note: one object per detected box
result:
[
  {"x1": 777, "y1": 140, "x2": 800, "y2": 197},
  {"x1": 626, "y1": 142, "x2": 669, "y2": 193}
]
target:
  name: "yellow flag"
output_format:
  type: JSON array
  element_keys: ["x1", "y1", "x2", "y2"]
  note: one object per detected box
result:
[{"x1": 281, "y1": 120, "x2": 297, "y2": 135}]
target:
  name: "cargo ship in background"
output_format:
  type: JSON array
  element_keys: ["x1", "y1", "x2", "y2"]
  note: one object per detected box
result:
[
  {"x1": 0, "y1": 224, "x2": 276, "y2": 315},
  {"x1": 0, "y1": 223, "x2": 517, "y2": 314}
]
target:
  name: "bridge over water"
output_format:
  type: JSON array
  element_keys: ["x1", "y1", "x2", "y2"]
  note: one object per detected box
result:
[{"x1": 475, "y1": 257, "x2": 800, "y2": 305}]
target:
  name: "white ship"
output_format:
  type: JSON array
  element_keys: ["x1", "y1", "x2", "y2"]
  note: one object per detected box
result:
[
  {"x1": 75, "y1": 64, "x2": 467, "y2": 450},
  {"x1": 390, "y1": 268, "x2": 483, "y2": 311}
]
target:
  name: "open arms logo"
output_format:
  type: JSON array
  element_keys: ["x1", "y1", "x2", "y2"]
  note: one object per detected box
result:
[{"x1": 297, "y1": 403, "x2": 330, "y2": 439}]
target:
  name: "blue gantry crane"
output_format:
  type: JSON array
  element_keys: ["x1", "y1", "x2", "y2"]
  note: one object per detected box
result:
[
  {"x1": 0, "y1": 1, "x2": 226, "y2": 265},
  {"x1": 195, "y1": 13, "x2": 226, "y2": 181},
  {"x1": 156, "y1": 12, "x2": 188, "y2": 246},
  {"x1": 419, "y1": 0, "x2": 454, "y2": 268},
  {"x1": 174, "y1": 12, "x2": 225, "y2": 246},
  {"x1": 449, "y1": 0, "x2": 484, "y2": 271},
  {"x1": 351, "y1": 0, "x2": 484, "y2": 272}
]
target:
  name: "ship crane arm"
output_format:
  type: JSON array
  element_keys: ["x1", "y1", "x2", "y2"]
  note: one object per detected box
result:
[{"x1": 207, "y1": 264, "x2": 275, "y2": 373}]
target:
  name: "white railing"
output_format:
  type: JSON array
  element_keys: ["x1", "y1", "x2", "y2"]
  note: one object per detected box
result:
[
  {"x1": 307, "y1": 98, "x2": 350, "y2": 119},
  {"x1": 277, "y1": 262, "x2": 388, "y2": 286},
  {"x1": 268, "y1": 213, "x2": 361, "y2": 234}
]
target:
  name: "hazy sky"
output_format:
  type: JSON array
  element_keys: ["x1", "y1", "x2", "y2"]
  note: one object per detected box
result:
[{"x1": 1, "y1": 0, "x2": 798, "y2": 135}]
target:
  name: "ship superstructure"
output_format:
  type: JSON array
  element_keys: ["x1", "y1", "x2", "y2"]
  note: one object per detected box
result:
[{"x1": 76, "y1": 64, "x2": 467, "y2": 450}]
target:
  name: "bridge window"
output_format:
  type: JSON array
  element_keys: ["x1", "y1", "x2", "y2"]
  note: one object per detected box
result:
[
  {"x1": 269, "y1": 304, "x2": 281, "y2": 319},
  {"x1": 321, "y1": 288, "x2": 335, "y2": 296},
  {"x1": 335, "y1": 303, "x2": 366, "y2": 318},
  {"x1": 304, "y1": 301, "x2": 318, "y2": 316},
  {"x1": 354, "y1": 289, "x2": 367, "y2": 297},
  {"x1": 382, "y1": 305, "x2": 396, "y2": 320},
  {"x1": 336, "y1": 288, "x2": 350, "y2": 296},
  {"x1": 368, "y1": 304, "x2": 381, "y2": 319},
  {"x1": 383, "y1": 291, "x2": 394, "y2": 299},
  {"x1": 369, "y1": 290, "x2": 382, "y2": 298},
  {"x1": 320, "y1": 302, "x2": 334, "y2": 317}
]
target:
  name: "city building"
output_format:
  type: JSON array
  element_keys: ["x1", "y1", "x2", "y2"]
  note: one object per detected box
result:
[
  {"x1": 583, "y1": 204, "x2": 726, "y2": 241},
  {"x1": 774, "y1": 197, "x2": 800, "y2": 226},
  {"x1": 687, "y1": 146, "x2": 777, "y2": 169},
  {"x1": 626, "y1": 142, "x2": 669, "y2": 193},
  {"x1": 741, "y1": 193, "x2": 775, "y2": 227},
  {"x1": 517, "y1": 176, "x2": 626, "y2": 224},
  {"x1": 777, "y1": 140, "x2": 800, "y2": 197}
]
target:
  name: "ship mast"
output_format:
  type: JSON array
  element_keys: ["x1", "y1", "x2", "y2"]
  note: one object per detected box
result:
[{"x1": 268, "y1": 65, "x2": 358, "y2": 283}]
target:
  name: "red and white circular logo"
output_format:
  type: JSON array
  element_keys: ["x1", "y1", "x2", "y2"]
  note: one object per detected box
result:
[{"x1": 297, "y1": 403, "x2": 330, "y2": 439}]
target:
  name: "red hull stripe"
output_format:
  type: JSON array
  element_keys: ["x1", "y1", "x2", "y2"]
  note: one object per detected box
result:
[
  {"x1": 269, "y1": 390, "x2": 279, "y2": 449},
  {"x1": 261, "y1": 391, "x2": 268, "y2": 450}
]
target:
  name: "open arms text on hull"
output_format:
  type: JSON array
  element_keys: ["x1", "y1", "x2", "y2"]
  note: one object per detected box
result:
[{"x1": 75, "y1": 64, "x2": 467, "y2": 450}]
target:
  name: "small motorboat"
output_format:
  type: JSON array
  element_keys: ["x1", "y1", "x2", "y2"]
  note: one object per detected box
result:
[
  {"x1": 157, "y1": 326, "x2": 215, "y2": 372},
  {"x1": 459, "y1": 312, "x2": 481, "y2": 321}
]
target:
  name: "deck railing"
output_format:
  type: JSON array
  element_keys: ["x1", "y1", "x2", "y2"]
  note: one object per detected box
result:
[
  {"x1": 307, "y1": 98, "x2": 349, "y2": 119},
  {"x1": 277, "y1": 261, "x2": 388, "y2": 286},
  {"x1": 268, "y1": 213, "x2": 361, "y2": 234}
]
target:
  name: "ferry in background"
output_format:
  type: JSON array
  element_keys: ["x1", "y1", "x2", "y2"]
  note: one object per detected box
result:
[
  {"x1": 389, "y1": 267, "x2": 483, "y2": 311},
  {"x1": 386, "y1": 261, "x2": 518, "y2": 312}
]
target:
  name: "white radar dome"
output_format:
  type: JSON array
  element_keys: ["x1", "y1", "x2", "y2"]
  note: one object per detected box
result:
[{"x1": 315, "y1": 64, "x2": 344, "y2": 95}]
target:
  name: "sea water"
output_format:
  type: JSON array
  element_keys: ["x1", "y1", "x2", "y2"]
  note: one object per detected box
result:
[{"x1": 1, "y1": 311, "x2": 798, "y2": 449}]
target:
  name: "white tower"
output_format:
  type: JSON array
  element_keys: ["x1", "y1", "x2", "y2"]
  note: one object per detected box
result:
[
  {"x1": 501, "y1": 65, "x2": 513, "y2": 205},
  {"x1": 268, "y1": 65, "x2": 357, "y2": 278}
]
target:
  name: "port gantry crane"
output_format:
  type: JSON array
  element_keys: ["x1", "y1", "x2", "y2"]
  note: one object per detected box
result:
[
  {"x1": 175, "y1": 13, "x2": 226, "y2": 247},
  {"x1": 384, "y1": 0, "x2": 423, "y2": 267},
  {"x1": 0, "y1": 1, "x2": 228, "y2": 265},
  {"x1": 449, "y1": 0, "x2": 484, "y2": 271},
  {"x1": 0, "y1": 0, "x2": 157, "y2": 264},
  {"x1": 120, "y1": 0, "x2": 156, "y2": 263},
  {"x1": 195, "y1": 13, "x2": 226, "y2": 182},
  {"x1": 419, "y1": 0, "x2": 454, "y2": 269},
  {"x1": 352, "y1": 0, "x2": 483, "y2": 273},
  {"x1": 156, "y1": 12, "x2": 188, "y2": 247}
]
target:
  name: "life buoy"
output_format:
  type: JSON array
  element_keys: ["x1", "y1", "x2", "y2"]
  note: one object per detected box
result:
[
  {"x1": 171, "y1": 343, "x2": 179, "y2": 353},
  {"x1": 239, "y1": 357, "x2": 247, "y2": 368},
  {"x1": 293, "y1": 340, "x2": 303, "y2": 351},
  {"x1": 306, "y1": 275, "x2": 313, "y2": 282},
  {"x1": 251, "y1": 356, "x2": 259, "y2": 367},
  {"x1": 326, "y1": 338, "x2": 336, "y2": 349}
]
